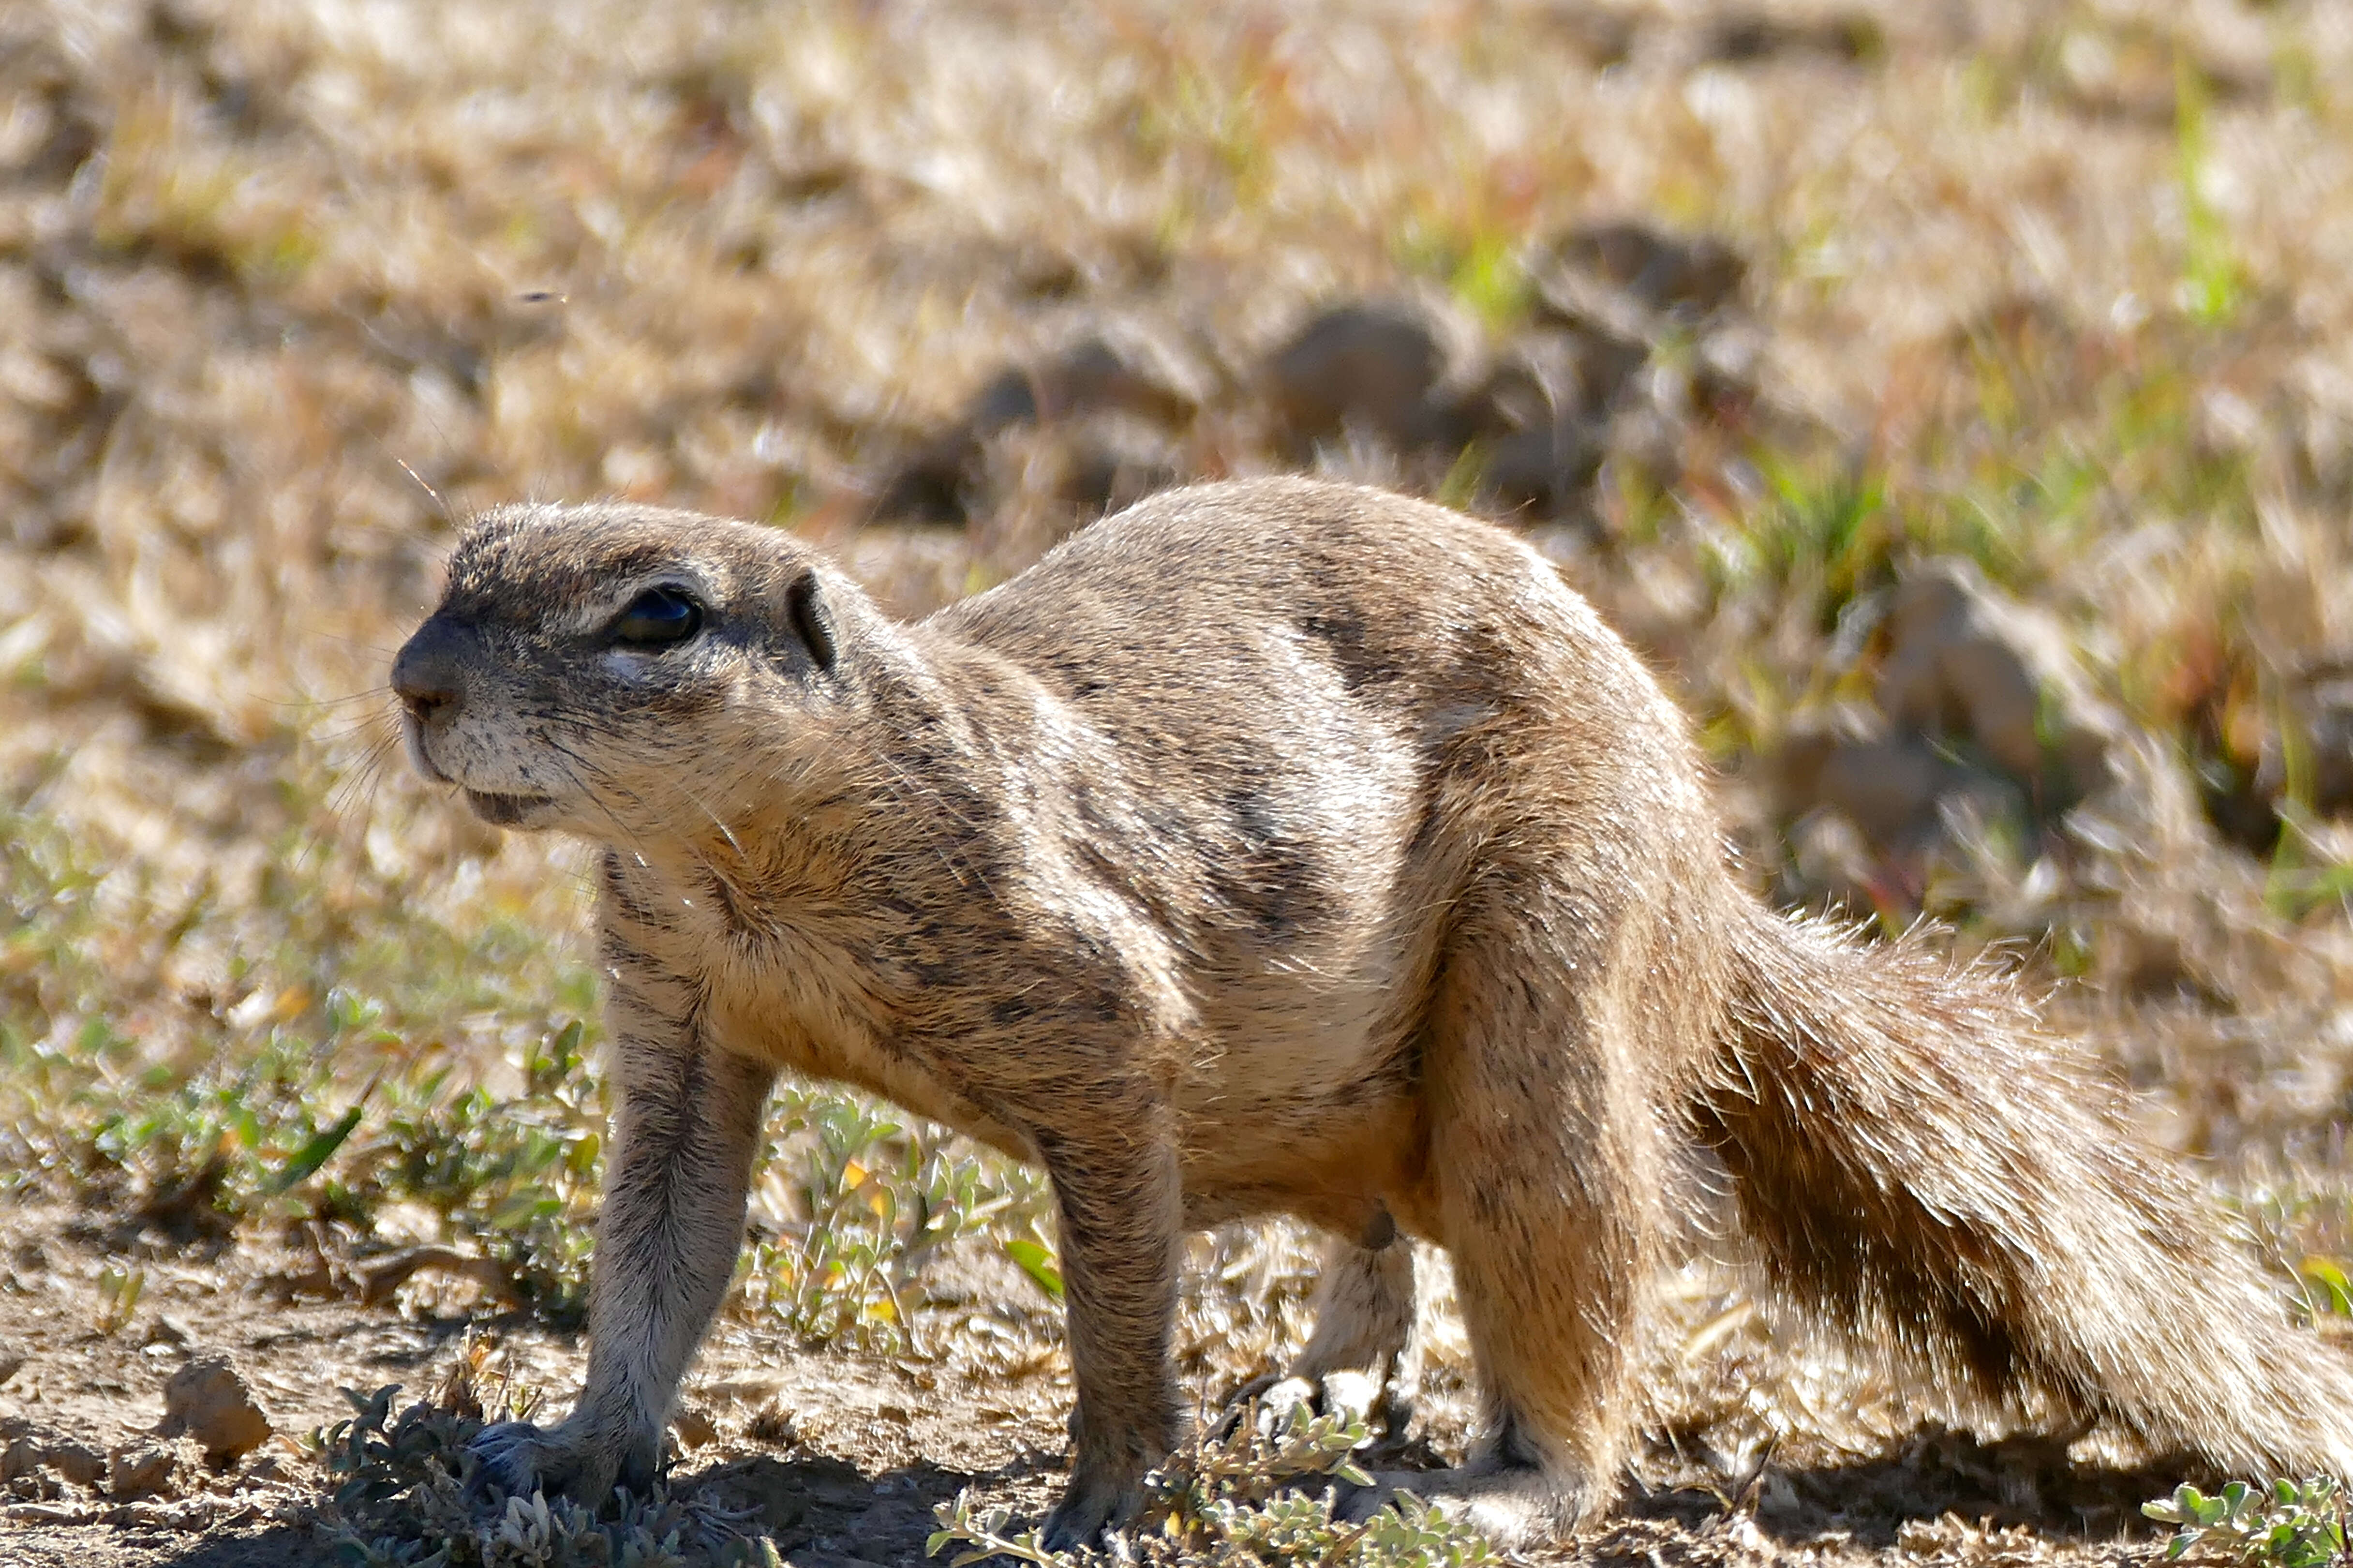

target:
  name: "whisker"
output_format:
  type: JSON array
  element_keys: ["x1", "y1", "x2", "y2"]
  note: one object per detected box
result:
[
  {"x1": 271, "y1": 686, "x2": 401, "y2": 714},
  {"x1": 394, "y1": 457, "x2": 456, "y2": 527}
]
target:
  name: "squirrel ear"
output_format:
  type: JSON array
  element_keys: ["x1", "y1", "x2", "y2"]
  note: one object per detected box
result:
[{"x1": 784, "y1": 567, "x2": 838, "y2": 673}]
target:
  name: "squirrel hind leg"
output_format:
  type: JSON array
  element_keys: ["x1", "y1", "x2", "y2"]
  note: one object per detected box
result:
[
  {"x1": 1339, "y1": 1430, "x2": 1587, "y2": 1548},
  {"x1": 1410, "y1": 931, "x2": 1679, "y2": 1539},
  {"x1": 1215, "y1": 1228, "x2": 1418, "y2": 1440},
  {"x1": 1290, "y1": 1227, "x2": 1420, "y2": 1428}
]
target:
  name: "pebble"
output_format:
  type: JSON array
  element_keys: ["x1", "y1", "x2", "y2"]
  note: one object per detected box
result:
[{"x1": 159, "y1": 1353, "x2": 273, "y2": 1468}]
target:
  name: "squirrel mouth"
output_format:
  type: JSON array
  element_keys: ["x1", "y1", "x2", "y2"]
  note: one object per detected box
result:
[{"x1": 463, "y1": 789, "x2": 557, "y2": 825}]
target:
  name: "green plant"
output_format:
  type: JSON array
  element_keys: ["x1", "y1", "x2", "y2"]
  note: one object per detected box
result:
[
  {"x1": 2144, "y1": 1478, "x2": 2348, "y2": 1568},
  {"x1": 736, "y1": 1088, "x2": 1054, "y2": 1350},
  {"x1": 357, "y1": 1020, "x2": 609, "y2": 1317},
  {"x1": 94, "y1": 1263, "x2": 145, "y2": 1334},
  {"x1": 317, "y1": 1384, "x2": 755, "y2": 1568},
  {"x1": 2, "y1": 785, "x2": 1048, "y2": 1344},
  {"x1": 930, "y1": 1402, "x2": 1497, "y2": 1568},
  {"x1": 1708, "y1": 452, "x2": 1892, "y2": 628},
  {"x1": 2297, "y1": 1254, "x2": 2353, "y2": 1320},
  {"x1": 2173, "y1": 54, "x2": 2245, "y2": 328}
]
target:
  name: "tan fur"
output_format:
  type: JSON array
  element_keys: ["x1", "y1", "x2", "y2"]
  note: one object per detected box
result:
[{"x1": 392, "y1": 476, "x2": 2353, "y2": 1547}]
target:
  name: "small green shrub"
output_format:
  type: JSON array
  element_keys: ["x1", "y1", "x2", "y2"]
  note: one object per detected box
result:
[
  {"x1": 736, "y1": 1088, "x2": 1055, "y2": 1351},
  {"x1": 316, "y1": 1384, "x2": 758, "y2": 1568},
  {"x1": 930, "y1": 1402, "x2": 1498, "y2": 1568},
  {"x1": 2144, "y1": 1478, "x2": 2348, "y2": 1568},
  {"x1": 0, "y1": 790, "x2": 1046, "y2": 1340}
]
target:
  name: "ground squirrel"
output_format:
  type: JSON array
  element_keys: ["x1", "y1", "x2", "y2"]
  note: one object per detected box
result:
[{"x1": 392, "y1": 475, "x2": 2353, "y2": 1548}]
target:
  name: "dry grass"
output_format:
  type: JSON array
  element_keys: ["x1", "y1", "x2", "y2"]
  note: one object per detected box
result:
[{"x1": 7, "y1": 0, "x2": 2353, "y2": 1562}]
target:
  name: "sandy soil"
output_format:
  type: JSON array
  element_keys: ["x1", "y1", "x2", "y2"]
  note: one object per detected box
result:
[{"x1": 0, "y1": 1197, "x2": 2194, "y2": 1568}]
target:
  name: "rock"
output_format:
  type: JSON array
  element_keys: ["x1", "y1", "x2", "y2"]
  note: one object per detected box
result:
[
  {"x1": 671, "y1": 1406, "x2": 719, "y2": 1450},
  {"x1": 1766, "y1": 560, "x2": 2121, "y2": 896},
  {"x1": 961, "y1": 332, "x2": 1205, "y2": 438},
  {"x1": 1035, "y1": 329, "x2": 1209, "y2": 426},
  {"x1": 1770, "y1": 709, "x2": 2025, "y2": 868},
  {"x1": 1054, "y1": 416, "x2": 1183, "y2": 520},
  {"x1": 1516, "y1": 226, "x2": 1767, "y2": 494},
  {"x1": 1260, "y1": 299, "x2": 1470, "y2": 454},
  {"x1": 1541, "y1": 222, "x2": 1747, "y2": 322},
  {"x1": 1, "y1": 1430, "x2": 108, "y2": 1490},
  {"x1": 1478, "y1": 326, "x2": 1650, "y2": 428},
  {"x1": 1810, "y1": 735, "x2": 1956, "y2": 849},
  {"x1": 1458, "y1": 330, "x2": 1616, "y2": 515},
  {"x1": 1877, "y1": 558, "x2": 2120, "y2": 807},
  {"x1": 107, "y1": 1444, "x2": 175, "y2": 1501},
  {"x1": 48, "y1": 1440, "x2": 108, "y2": 1489},
  {"x1": 0, "y1": 1340, "x2": 22, "y2": 1385},
  {"x1": 1469, "y1": 329, "x2": 1587, "y2": 434},
  {"x1": 159, "y1": 1354, "x2": 272, "y2": 1469},
  {"x1": 1481, "y1": 424, "x2": 1604, "y2": 517},
  {"x1": 873, "y1": 327, "x2": 1206, "y2": 524},
  {"x1": 1777, "y1": 718, "x2": 1951, "y2": 848},
  {"x1": 869, "y1": 436, "x2": 972, "y2": 524}
]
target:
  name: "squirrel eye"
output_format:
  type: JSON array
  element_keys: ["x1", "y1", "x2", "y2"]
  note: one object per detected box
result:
[{"x1": 610, "y1": 586, "x2": 703, "y2": 648}]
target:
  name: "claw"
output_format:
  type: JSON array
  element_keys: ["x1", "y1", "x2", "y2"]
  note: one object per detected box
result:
[
  {"x1": 1039, "y1": 1473, "x2": 1142, "y2": 1553},
  {"x1": 1211, "y1": 1367, "x2": 1394, "y2": 1445},
  {"x1": 466, "y1": 1419, "x2": 551, "y2": 1500},
  {"x1": 462, "y1": 1417, "x2": 632, "y2": 1509},
  {"x1": 1208, "y1": 1373, "x2": 1325, "y2": 1443}
]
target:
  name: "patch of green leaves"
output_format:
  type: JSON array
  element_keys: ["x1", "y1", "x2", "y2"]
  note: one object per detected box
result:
[
  {"x1": 736, "y1": 1088, "x2": 1053, "y2": 1351},
  {"x1": 94, "y1": 1262, "x2": 145, "y2": 1334},
  {"x1": 1, "y1": 792, "x2": 1049, "y2": 1341},
  {"x1": 2296, "y1": 1255, "x2": 2353, "y2": 1319},
  {"x1": 317, "y1": 1383, "x2": 756, "y2": 1568},
  {"x1": 357, "y1": 1020, "x2": 608, "y2": 1316},
  {"x1": 1003, "y1": 1237, "x2": 1065, "y2": 1301},
  {"x1": 930, "y1": 1402, "x2": 1497, "y2": 1568},
  {"x1": 2145, "y1": 1478, "x2": 2347, "y2": 1568},
  {"x1": 1708, "y1": 452, "x2": 1892, "y2": 628},
  {"x1": 269, "y1": 1088, "x2": 371, "y2": 1194}
]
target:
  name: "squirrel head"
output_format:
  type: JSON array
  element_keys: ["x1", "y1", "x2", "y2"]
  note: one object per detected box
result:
[{"x1": 391, "y1": 501, "x2": 873, "y2": 840}]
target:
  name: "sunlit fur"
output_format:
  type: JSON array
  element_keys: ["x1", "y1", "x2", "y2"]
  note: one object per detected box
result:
[{"x1": 395, "y1": 476, "x2": 2353, "y2": 1549}]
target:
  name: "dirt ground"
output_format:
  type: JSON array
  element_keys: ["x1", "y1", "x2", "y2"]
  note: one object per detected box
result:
[
  {"x1": 2, "y1": 1193, "x2": 2201, "y2": 1568},
  {"x1": 2, "y1": 1202, "x2": 1063, "y2": 1568}
]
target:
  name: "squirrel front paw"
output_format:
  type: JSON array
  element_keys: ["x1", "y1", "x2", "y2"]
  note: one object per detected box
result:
[
  {"x1": 469, "y1": 1416, "x2": 655, "y2": 1506},
  {"x1": 1038, "y1": 1468, "x2": 1145, "y2": 1553}
]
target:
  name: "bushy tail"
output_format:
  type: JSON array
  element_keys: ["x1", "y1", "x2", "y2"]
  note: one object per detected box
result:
[{"x1": 1696, "y1": 909, "x2": 2353, "y2": 1480}]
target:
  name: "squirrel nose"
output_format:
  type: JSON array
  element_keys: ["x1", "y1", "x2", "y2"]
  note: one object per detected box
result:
[{"x1": 392, "y1": 618, "x2": 470, "y2": 721}]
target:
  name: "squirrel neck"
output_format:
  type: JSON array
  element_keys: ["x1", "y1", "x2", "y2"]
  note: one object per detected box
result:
[{"x1": 627, "y1": 616, "x2": 1089, "y2": 921}]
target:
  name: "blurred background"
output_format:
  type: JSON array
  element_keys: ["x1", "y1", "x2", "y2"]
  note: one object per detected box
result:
[{"x1": 6, "y1": 0, "x2": 2353, "y2": 1559}]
